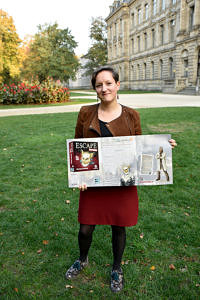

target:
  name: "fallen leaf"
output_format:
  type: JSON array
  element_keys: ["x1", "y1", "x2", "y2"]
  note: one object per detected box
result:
[
  {"x1": 3, "y1": 148, "x2": 7, "y2": 151},
  {"x1": 0, "y1": 232, "x2": 3, "y2": 236},
  {"x1": 14, "y1": 288, "x2": 18, "y2": 292},
  {"x1": 42, "y1": 240, "x2": 49, "y2": 245},
  {"x1": 65, "y1": 200, "x2": 70, "y2": 204},
  {"x1": 21, "y1": 252, "x2": 25, "y2": 255},
  {"x1": 26, "y1": 220, "x2": 30, "y2": 223},
  {"x1": 89, "y1": 290, "x2": 94, "y2": 293},
  {"x1": 150, "y1": 266, "x2": 156, "y2": 271},
  {"x1": 33, "y1": 200, "x2": 37, "y2": 203},
  {"x1": 61, "y1": 217, "x2": 64, "y2": 221},
  {"x1": 184, "y1": 212, "x2": 190, "y2": 216},
  {"x1": 196, "y1": 284, "x2": 200, "y2": 287},
  {"x1": 169, "y1": 264, "x2": 176, "y2": 270},
  {"x1": 66, "y1": 285, "x2": 73, "y2": 289},
  {"x1": 37, "y1": 249, "x2": 42, "y2": 254},
  {"x1": 140, "y1": 233, "x2": 144, "y2": 239}
]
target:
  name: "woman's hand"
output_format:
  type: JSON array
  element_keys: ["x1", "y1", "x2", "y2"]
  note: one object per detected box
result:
[
  {"x1": 169, "y1": 139, "x2": 177, "y2": 148},
  {"x1": 78, "y1": 184, "x2": 87, "y2": 191}
]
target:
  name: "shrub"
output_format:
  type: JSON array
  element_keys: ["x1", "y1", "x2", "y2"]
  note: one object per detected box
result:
[{"x1": 0, "y1": 78, "x2": 70, "y2": 105}]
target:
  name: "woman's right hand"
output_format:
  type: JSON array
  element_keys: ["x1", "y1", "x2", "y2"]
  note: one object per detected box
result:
[{"x1": 78, "y1": 184, "x2": 87, "y2": 191}]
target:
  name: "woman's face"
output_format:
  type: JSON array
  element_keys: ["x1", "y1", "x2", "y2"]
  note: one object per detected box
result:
[{"x1": 95, "y1": 71, "x2": 120, "y2": 103}]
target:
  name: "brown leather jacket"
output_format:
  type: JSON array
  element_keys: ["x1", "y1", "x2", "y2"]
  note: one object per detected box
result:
[{"x1": 75, "y1": 104, "x2": 142, "y2": 138}]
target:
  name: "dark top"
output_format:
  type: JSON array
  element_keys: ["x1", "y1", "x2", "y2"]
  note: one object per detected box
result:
[{"x1": 99, "y1": 119, "x2": 113, "y2": 137}]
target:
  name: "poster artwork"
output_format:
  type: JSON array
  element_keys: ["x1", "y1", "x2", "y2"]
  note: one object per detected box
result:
[{"x1": 69, "y1": 141, "x2": 99, "y2": 172}]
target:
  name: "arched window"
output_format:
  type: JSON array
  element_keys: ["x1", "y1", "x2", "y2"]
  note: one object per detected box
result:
[
  {"x1": 137, "y1": 64, "x2": 140, "y2": 80},
  {"x1": 151, "y1": 61, "x2": 155, "y2": 79},
  {"x1": 160, "y1": 59, "x2": 163, "y2": 79},
  {"x1": 181, "y1": 50, "x2": 189, "y2": 77},
  {"x1": 131, "y1": 65, "x2": 134, "y2": 80},
  {"x1": 144, "y1": 63, "x2": 147, "y2": 79},
  {"x1": 169, "y1": 57, "x2": 174, "y2": 78}
]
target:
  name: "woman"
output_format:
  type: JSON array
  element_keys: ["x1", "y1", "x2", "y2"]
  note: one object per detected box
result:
[{"x1": 65, "y1": 66, "x2": 177, "y2": 293}]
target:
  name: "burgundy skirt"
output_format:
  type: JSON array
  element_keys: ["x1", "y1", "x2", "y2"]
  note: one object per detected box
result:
[{"x1": 78, "y1": 186, "x2": 138, "y2": 227}]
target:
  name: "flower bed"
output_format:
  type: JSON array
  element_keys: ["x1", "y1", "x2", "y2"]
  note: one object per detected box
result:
[{"x1": 0, "y1": 78, "x2": 70, "y2": 105}]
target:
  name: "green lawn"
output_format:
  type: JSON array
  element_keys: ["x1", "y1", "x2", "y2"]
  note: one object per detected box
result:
[
  {"x1": 0, "y1": 98, "x2": 95, "y2": 110},
  {"x1": 0, "y1": 107, "x2": 199, "y2": 299}
]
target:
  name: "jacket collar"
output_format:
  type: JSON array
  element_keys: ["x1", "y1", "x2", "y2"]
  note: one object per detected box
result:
[{"x1": 89, "y1": 104, "x2": 101, "y2": 136}]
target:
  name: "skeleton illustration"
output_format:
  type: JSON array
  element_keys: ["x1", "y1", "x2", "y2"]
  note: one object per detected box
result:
[
  {"x1": 155, "y1": 146, "x2": 170, "y2": 181},
  {"x1": 120, "y1": 166, "x2": 135, "y2": 186},
  {"x1": 80, "y1": 150, "x2": 94, "y2": 167}
]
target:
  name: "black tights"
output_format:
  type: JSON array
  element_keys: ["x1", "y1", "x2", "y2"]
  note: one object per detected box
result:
[{"x1": 78, "y1": 224, "x2": 126, "y2": 270}]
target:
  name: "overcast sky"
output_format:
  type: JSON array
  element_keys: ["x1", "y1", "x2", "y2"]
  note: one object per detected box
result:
[{"x1": 1, "y1": 0, "x2": 114, "y2": 55}]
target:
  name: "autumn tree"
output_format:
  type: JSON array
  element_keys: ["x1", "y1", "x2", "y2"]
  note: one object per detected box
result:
[
  {"x1": 22, "y1": 23, "x2": 79, "y2": 82},
  {"x1": 83, "y1": 17, "x2": 107, "y2": 76},
  {"x1": 0, "y1": 9, "x2": 21, "y2": 84}
]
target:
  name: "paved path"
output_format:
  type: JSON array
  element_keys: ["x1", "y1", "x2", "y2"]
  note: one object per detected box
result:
[{"x1": 0, "y1": 92, "x2": 200, "y2": 117}]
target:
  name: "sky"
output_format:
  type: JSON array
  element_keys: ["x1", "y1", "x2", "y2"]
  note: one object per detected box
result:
[{"x1": 1, "y1": 0, "x2": 114, "y2": 55}]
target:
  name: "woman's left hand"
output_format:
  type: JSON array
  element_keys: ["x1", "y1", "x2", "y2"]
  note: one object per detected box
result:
[{"x1": 169, "y1": 139, "x2": 177, "y2": 148}]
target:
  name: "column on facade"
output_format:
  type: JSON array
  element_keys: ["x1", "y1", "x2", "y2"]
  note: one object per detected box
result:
[
  {"x1": 193, "y1": 0, "x2": 200, "y2": 27},
  {"x1": 179, "y1": 0, "x2": 187, "y2": 32}
]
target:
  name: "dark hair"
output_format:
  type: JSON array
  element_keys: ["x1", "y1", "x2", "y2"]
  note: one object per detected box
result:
[{"x1": 91, "y1": 66, "x2": 119, "y2": 90}]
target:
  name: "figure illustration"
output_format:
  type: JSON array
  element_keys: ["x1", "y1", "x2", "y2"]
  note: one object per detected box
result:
[
  {"x1": 120, "y1": 166, "x2": 135, "y2": 186},
  {"x1": 80, "y1": 150, "x2": 94, "y2": 167},
  {"x1": 155, "y1": 146, "x2": 170, "y2": 181}
]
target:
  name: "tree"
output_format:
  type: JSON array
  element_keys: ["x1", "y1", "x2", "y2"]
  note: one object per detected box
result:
[
  {"x1": 83, "y1": 17, "x2": 107, "y2": 76},
  {"x1": 22, "y1": 23, "x2": 79, "y2": 82},
  {"x1": 0, "y1": 9, "x2": 21, "y2": 84}
]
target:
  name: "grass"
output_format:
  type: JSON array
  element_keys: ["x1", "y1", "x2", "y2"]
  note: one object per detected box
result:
[
  {"x1": 0, "y1": 107, "x2": 200, "y2": 299},
  {"x1": 0, "y1": 98, "x2": 96, "y2": 110},
  {"x1": 70, "y1": 92, "x2": 95, "y2": 97}
]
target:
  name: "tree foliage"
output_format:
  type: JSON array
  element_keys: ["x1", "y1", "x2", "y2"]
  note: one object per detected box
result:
[
  {"x1": 0, "y1": 9, "x2": 21, "y2": 84},
  {"x1": 83, "y1": 17, "x2": 107, "y2": 76},
  {"x1": 22, "y1": 23, "x2": 79, "y2": 82}
]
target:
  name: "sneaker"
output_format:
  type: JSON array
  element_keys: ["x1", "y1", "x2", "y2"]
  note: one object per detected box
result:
[
  {"x1": 110, "y1": 268, "x2": 124, "y2": 293},
  {"x1": 65, "y1": 258, "x2": 88, "y2": 279}
]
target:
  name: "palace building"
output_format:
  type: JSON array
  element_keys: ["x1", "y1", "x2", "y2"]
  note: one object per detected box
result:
[{"x1": 105, "y1": 0, "x2": 200, "y2": 94}]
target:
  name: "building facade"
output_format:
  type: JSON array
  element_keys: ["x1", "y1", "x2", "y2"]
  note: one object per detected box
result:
[
  {"x1": 68, "y1": 57, "x2": 91, "y2": 89},
  {"x1": 106, "y1": 0, "x2": 200, "y2": 93}
]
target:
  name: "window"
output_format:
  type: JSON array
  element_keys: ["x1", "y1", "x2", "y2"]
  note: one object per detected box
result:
[
  {"x1": 183, "y1": 59, "x2": 188, "y2": 77},
  {"x1": 169, "y1": 57, "x2": 174, "y2": 78},
  {"x1": 170, "y1": 20, "x2": 175, "y2": 41},
  {"x1": 131, "y1": 65, "x2": 134, "y2": 80},
  {"x1": 145, "y1": 4, "x2": 149, "y2": 20},
  {"x1": 153, "y1": 0, "x2": 157, "y2": 15},
  {"x1": 115, "y1": 22, "x2": 117, "y2": 36},
  {"x1": 152, "y1": 29, "x2": 155, "y2": 48},
  {"x1": 189, "y1": 6, "x2": 194, "y2": 30},
  {"x1": 137, "y1": 64, "x2": 140, "y2": 80},
  {"x1": 151, "y1": 61, "x2": 155, "y2": 79},
  {"x1": 131, "y1": 38, "x2": 134, "y2": 54},
  {"x1": 120, "y1": 18, "x2": 123, "y2": 34},
  {"x1": 144, "y1": 63, "x2": 147, "y2": 79},
  {"x1": 137, "y1": 36, "x2": 140, "y2": 52},
  {"x1": 144, "y1": 32, "x2": 147, "y2": 50},
  {"x1": 172, "y1": 0, "x2": 176, "y2": 5},
  {"x1": 162, "y1": 0, "x2": 165, "y2": 10},
  {"x1": 131, "y1": 13, "x2": 135, "y2": 28},
  {"x1": 160, "y1": 59, "x2": 163, "y2": 78},
  {"x1": 138, "y1": 9, "x2": 142, "y2": 24},
  {"x1": 160, "y1": 24, "x2": 164, "y2": 45}
]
